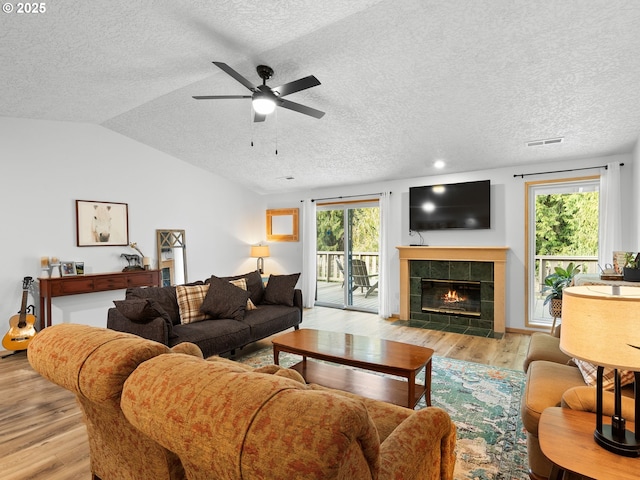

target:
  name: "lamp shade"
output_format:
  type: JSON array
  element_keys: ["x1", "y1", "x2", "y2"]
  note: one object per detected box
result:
[
  {"x1": 250, "y1": 245, "x2": 270, "y2": 258},
  {"x1": 252, "y1": 96, "x2": 276, "y2": 115},
  {"x1": 560, "y1": 285, "x2": 640, "y2": 370}
]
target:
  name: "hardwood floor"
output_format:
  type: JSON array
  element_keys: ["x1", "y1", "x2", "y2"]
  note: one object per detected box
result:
[{"x1": 0, "y1": 307, "x2": 531, "y2": 480}]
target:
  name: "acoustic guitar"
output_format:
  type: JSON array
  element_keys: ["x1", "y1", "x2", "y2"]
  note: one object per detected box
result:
[{"x1": 2, "y1": 276, "x2": 37, "y2": 351}]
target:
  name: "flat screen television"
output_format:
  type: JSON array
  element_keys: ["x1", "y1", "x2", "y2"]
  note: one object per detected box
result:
[{"x1": 409, "y1": 180, "x2": 491, "y2": 231}]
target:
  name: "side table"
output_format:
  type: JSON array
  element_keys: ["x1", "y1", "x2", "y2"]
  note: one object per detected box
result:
[
  {"x1": 539, "y1": 407, "x2": 639, "y2": 480},
  {"x1": 38, "y1": 270, "x2": 161, "y2": 330}
]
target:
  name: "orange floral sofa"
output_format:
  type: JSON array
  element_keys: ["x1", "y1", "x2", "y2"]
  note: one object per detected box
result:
[
  {"x1": 121, "y1": 353, "x2": 457, "y2": 480},
  {"x1": 27, "y1": 323, "x2": 202, "y2": 480},
  {"x1": 28, "y1": 323, "x2": 456, "y2": 480}
]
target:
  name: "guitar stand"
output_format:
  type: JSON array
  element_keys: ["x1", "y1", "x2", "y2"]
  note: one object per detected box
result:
[{"x1": 0, "y1": 349, "x2": 25, "y2": 359}]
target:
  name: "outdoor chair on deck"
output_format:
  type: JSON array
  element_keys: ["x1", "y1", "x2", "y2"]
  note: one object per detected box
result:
[
  {"x1": 351, "y1": 258, "x2": 378, "y2": 298},
  {"x1": 336, "y1": 258, "x2": 345, "y2": 287}
]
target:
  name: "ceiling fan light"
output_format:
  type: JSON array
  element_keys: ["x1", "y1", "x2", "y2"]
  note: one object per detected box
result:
[{"x1": 253, "y1": 97, "x2": 276, "y2": 115}]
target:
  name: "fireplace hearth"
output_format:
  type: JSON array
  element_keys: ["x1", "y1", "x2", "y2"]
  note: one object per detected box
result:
[{"x1": 422, "y1": 279, "x2": 482, "y2": 317}]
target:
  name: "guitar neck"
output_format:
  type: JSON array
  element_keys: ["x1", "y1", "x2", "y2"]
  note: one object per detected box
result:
[{"x1": 17, "y1": 288, "x2": 29, "y2": 327}]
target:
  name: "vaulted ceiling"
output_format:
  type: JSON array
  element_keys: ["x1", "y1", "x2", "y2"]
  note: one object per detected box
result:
[{"x1": 3, "y1": 1, "x2": 640, "y2": 194}]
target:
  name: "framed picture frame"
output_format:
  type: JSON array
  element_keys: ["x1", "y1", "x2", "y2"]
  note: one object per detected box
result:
[
  {"x1": 60, "y1": 261, "x2": 77, "y2": 276},
  {"x1": 266, "y1": 208, "x2": 299, "y2": 242},
  {"x1": 75, "y1": 262, "x2": 85, "y2": 275},
  {"x1": 76, "y1": 200, "x2": 129, "y2": 246}
]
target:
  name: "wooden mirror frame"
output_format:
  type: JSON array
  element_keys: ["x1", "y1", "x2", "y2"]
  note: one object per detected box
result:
[
  {"x1": 156, "y1": 229, "x2": 187, "y2": 286},
  {"x1": 266, "y1": 208, "x2": 299, "y2": 242}
]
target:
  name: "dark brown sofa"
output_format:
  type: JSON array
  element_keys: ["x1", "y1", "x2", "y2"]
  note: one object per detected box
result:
[{"x1": 107, "y1": 271, "x2": 302, "y2": 358}]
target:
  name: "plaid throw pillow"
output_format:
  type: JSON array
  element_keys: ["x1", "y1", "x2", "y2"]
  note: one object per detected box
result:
[
  {"x1": 176, "y1": 284, "x2": 210, "y2": 324},
  {"x1": 573, "y1": 358, "x2": 635, "y2": 391}
]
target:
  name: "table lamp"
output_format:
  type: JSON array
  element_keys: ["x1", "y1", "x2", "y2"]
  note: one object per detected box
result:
[
  {"x1": 250, "y1": 245, "x2": 270, "y2": 274},
  {"x1": 560, "y1": 285, "x2": 640, "y2": 457}
]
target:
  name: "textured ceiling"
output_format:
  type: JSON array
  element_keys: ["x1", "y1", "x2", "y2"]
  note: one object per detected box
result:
[{"x1": 2, "y1": 1, "x2": 640, "y2": 194}]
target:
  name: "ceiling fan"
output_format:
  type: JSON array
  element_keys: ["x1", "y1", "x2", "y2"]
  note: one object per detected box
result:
[{"x1": 193, "y1": 62, "x2": 325, "y2": 122}]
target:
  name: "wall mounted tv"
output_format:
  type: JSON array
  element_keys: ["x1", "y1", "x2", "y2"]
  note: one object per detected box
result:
[{"x1": 409, "y1": 180, "x2": 491, "y2": 231}]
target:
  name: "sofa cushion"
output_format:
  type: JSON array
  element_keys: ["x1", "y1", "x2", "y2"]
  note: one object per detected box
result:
[
  {"x1": 176, "y1": 284, "x2": 210, "y2": 324},
  {"x1": 243, "y1": 305, "x2": 301, "y2": 340},
  {"x1": 126, "y1": 286, "x2": 180, "y2": 325},
  {"x1": 573, "y1": 358, "x2": 636, "y2": 391},
  {"x1": 200, "y1": 276, "x2": 248, "y2": 322},
  {"x1": 113, "y1": 298, "x2": 176, "y2": 338},
  {"x1": 206, "y1": 356, "x2": 307, "y2": 385},
  {"x1": 521, "y1": 360, "x2": 585, "y2": 436},
  {"x1": 170, "y1": 319, "x2": 252, "y2": 359},
  {"x1": 229, "y1": 278, "x2": 257, "y2": 310},
  {"x1": 263, "y1": 273, "x2": 300, "y2": 307},
  {"x1": 219, "y1": 270, "x2": 265, "y2": 306}
]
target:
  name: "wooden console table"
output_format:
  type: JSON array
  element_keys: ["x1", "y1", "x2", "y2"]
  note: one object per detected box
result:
[{"x1": 38, "y1": 270, "x2": 161, "y2": 330}]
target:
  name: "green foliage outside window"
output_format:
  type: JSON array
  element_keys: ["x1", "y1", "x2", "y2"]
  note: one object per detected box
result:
[
  {"x1": 317, "y1": 207, "x2": 379, "y2": 252},
  {"x1": 535, "y1": 191, "x2": 598, "y2": 256}
]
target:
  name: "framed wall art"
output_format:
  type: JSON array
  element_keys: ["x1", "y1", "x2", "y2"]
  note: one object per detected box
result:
[
  {"x1": 266, "y1": 208, "x2": 299, "y2": 242},
  {"x1": 76, "y1": 200, "x2": 129, "y2": 247}
]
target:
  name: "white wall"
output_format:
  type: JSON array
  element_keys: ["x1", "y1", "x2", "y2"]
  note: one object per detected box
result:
[
  {"x1": 0, "y1": 117, "x2": 266, "y2": 328},
  {"x1": 265, "y1": 153, "x2": 636, "y2": 332}
]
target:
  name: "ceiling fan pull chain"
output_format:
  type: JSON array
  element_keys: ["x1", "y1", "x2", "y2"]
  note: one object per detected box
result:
[
  {"x1": 250, "y1": 104, "x2": 254, "y2": 147},
  {"x1": 275, "y1": 108, "x2": 278, "y2": 155}
]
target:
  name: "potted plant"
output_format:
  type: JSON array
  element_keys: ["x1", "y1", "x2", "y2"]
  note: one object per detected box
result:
[
  {"x1": 623, "y1": 252, "x2": 640, "y2": 282},
  {"x1": 542, "y1": 262, "x2": 581, "y2": 318}
]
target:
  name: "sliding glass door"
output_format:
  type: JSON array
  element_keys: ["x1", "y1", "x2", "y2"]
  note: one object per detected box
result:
[
  {"x1": 315, "y1": 201, "x2": 379, "y2": 312},
  {"x1": 525, "y1": 177, "x2": 600, "y2": 327}
]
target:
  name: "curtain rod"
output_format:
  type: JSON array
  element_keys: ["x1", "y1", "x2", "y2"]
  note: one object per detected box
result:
[
  {"x1": 300, "y1": 192, "x2": 391, "y2": 203},
  {"x1": 513, "y1": 162, "x2": 624, "y2": 178}
]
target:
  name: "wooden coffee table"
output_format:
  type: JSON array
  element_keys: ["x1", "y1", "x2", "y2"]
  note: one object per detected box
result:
[{"x1": 272, "y1": 329, "x2": 434, "y2": 408}]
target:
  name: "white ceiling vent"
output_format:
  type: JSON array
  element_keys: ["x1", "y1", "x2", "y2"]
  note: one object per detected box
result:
[{"x1": 526, "y1": 137, "x2": 564, "y2": 147}]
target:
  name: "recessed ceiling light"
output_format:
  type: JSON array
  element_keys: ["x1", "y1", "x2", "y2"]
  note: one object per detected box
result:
[{"x1": 434, "y1": 160, "x2": 446, "y2": 169}]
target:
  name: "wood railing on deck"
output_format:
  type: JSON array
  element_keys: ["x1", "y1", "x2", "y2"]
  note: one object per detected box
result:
[
  {"x1": 316, "y1": 251, "x2": 379, "y2": 283},
  {"x1": 535, "y1": 255, "x2": 598, "y2": 291}
]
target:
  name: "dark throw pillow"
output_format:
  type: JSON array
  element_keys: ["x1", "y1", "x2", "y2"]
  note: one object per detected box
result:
[
  {"x1": 113, "y1": 298, "x2": 177, "y2": 338},
  {"x1": 125, "y1": 286, "x2": 180, "y2": 325},
  {"x1": 200, "y1": 275, "x2": 249, "y2": 321},
  {"x1": 263, "y1": 273, "x2": 300, "y2": 307},
  {"x1": 218, "y1": 270, "x2": 265, "y2": 305}
]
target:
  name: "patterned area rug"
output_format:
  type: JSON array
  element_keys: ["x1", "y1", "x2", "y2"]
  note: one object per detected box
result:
[{"x1": 236, "y1": 348, "x2": 528, "y2": 480}]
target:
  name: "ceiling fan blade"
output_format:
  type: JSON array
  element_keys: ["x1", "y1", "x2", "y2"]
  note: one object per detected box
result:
[
  {"x1": 254, "y1": 112, "x2": 266, "y2": 122},
  {"x1": 212, "y1": 62, "x2": 256, "y2": 91},
  {"x1": 192, "y1": 95, "x2": 251, "y2": 100},
  {"x1": 279, "y1": 99, "x2": 325, "y2": 119},
  {"x1": 272, "y1": 75, "x2": 321, "y2": 97}
]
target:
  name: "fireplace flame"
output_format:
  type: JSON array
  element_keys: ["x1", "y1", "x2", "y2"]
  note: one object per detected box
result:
[{"x1": 443, "y1": 290, "x2": 466, "y2": 304}]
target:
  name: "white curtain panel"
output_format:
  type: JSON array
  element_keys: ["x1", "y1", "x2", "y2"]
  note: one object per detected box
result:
[
  {"x1": 301, "y1": 199, "x2": 317, "y2": 309},
  {"x1": 378, "y1": 192, "x2": 392, "y2": 318},
  {"x1": 599, "y1": 162, "x2": 622, "y2": 267}
]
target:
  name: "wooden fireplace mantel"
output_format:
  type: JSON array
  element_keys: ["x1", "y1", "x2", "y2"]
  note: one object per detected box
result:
[{"x1": 397, "y1": 246, "x2": 509, "y2": 334}]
